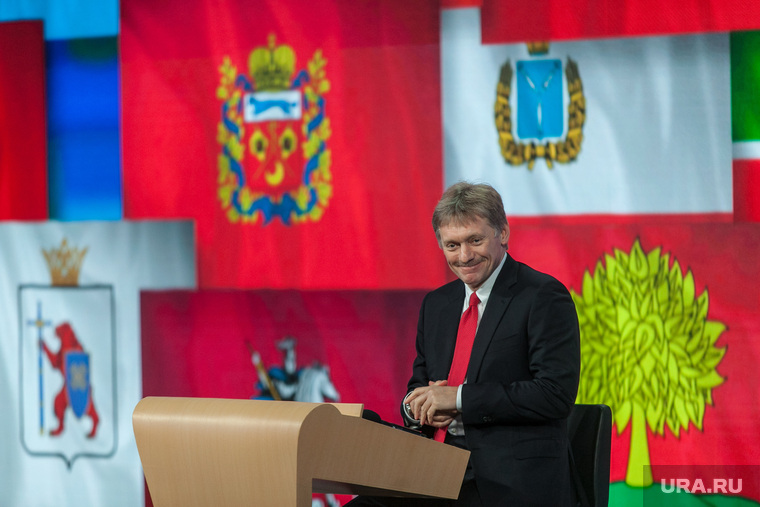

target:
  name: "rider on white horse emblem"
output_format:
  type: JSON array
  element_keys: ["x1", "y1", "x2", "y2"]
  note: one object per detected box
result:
[{"x1": 249, "y1": 336, "x2": 340, "y2": 403}]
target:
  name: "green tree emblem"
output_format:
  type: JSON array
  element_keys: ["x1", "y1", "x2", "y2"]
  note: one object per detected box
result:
[{"x1": 571, "y1": 239, "x2": 727, "y2": 487}]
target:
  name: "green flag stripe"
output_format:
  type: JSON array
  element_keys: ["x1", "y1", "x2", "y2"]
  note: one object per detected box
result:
[{"x1": 731, "y1": 31, "x2": 760, "y2": 142}]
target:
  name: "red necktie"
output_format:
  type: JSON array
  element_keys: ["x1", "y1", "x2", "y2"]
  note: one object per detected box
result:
[{"x1": 434, "y1": 291, "x2": 480, "y2": 442}]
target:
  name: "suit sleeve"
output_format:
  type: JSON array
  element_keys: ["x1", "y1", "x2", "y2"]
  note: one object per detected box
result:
[
  {"x1": 461, "y1": 278, "x2": 580, "y2": 424},
  {"x1": 399, "y1": 292, "x2": 433, "y2": 427},
  {"x1": 408, "y1": 292, "x2": 433, "y2": 389}
]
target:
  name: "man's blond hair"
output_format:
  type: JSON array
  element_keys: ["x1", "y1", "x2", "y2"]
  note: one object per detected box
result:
[{"x1": 432, "y1": 182, "x2": 508, "y2": 244}]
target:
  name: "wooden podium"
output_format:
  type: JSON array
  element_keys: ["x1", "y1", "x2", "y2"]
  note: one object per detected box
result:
[{"x1": 133, "y1": 397, "x2": 470, "y2": 507}]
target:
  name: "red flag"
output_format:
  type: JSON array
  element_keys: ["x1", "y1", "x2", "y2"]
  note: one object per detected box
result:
[
  {"x1": 481, "y1": 0, "x2": 760, "y2": 44},
  {"x1": 734, "y1": 159, "x2": 760, "y2": 222},
  {"x1": 0, "y1": 20, "x2": 47, "y2": 220},
  {"x1": 121, "y1": 0, "x2": 446, "y2": 289},
  {"x1": 442, "y1": 0, "x2": 483, "y2": 7},
  {"x1": 140, "y1": 289, "x2": 424, "y2": 423},
  {"x1": 140, "y1": 288, "x2": 428, "y2": 506},
  {"x1": 510, "y1": 221, "x2": 760, "y2": 503}
]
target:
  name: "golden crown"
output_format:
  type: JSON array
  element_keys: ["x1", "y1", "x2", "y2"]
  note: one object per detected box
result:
[
  {"x1": 527, "y1": 41, "x2": 550, "y2": 55},
  {"x1": 249, "y1": 34, "x2": 296, "y2": 91},
  {"x1": 42, "y1": 238, "x2": 88, "y2": 286}
]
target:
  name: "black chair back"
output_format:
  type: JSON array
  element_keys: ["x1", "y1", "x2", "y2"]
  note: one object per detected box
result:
[{"x1": 568, "y1": 404, "x2": 612, "y2": 507}]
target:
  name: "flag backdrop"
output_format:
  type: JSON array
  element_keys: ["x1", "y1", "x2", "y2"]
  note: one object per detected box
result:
[
  {"x1": 0, "y1": 221, "x2": 195, "y2": 507},
  {"x1": 480, "y1": 0, "x2": 760, "y2": 43},
  {"x1": 443, "y1": 8, "x2": 732, "y2": 217},
  {"x1": 140, "y1": 289, "x2": 427, "y2": 506},
  {"x1": 731, "y1": 30, "x2": 760, "y2": 223},
  {"x1": 0, "y1": 20, "x2": 47, "y2": 220},
  {"x1": 442, "y1": 6, "x2": 760, "y2": 505},
  {"x1": 121, "y1": 0, "x2": 447, "y2": 289},
  {"x1": 46, "y1": 37, "x2": 121, "y2": 221},
  {"x1": 0, "y1": 0, "x2": 118, "y2": 39},
  {"x1": 3, "y1": 2, "x2": 760, "y2": 506},
  {"x1": 140, "y1": 289, "x2": 427, "y2": 419},
  {"x1": 510, "y1": 222, "x2": 760, "y2": 505},
  {"x1": 140, "y1": 221, "x2": 760, "y2": 505}
]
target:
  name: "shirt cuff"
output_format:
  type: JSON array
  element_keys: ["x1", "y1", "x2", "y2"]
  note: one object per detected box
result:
[{"x1": 456, "y1": 384, "x2": 463, "y2": 412}]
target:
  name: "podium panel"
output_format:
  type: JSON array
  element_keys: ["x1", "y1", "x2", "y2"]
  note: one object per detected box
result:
[{"x1": 133, "y1": 397, "x2": 470, "y2": 507}]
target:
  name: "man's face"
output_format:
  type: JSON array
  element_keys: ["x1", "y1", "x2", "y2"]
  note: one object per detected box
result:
[{"x1": 438, "y1": 216, "x2": 509, "y2": 291}]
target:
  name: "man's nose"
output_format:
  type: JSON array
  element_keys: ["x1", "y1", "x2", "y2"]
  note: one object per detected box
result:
[{"x1": 459, "y1": 244, "x2": 474, "y2": 262}]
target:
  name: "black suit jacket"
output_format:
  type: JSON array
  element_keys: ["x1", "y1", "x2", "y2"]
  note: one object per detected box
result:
[{"x1": 406, "y1": 254, "x2": 580, "y2": 506}]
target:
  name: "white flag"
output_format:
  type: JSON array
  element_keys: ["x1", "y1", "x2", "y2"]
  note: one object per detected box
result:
[
  {"x1": 0, "y1": 221, "x2": 195, "y2": 507},
  {"x1": 443, "y1": 8, "x2": 732, "y2": 216}
]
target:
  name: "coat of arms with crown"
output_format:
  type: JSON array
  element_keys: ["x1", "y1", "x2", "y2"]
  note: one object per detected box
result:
[
  {"x1": 18, "y1": 238, "x2": 117, "y2": 468},
  {"x1": 216, "y1": 34, "x2": 332, "y2": 225}
]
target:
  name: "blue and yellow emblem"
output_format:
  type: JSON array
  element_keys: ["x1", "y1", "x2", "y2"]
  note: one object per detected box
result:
[
  {"x1": 216, "y1": 34, "x2": 332, "y2": 225},
  {"x1": 494, "y1": 41, "x2": 585, "y2": 169}
]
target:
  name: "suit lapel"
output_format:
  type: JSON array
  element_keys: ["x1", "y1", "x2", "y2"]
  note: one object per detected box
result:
[{"x1": 466, "y1": 255, "x2": 518, "y2": 382}]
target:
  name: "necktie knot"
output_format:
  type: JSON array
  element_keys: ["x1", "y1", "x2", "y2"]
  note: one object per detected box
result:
[{"x1": 469, "y1": 292, "x2": 480, "y2": 308}]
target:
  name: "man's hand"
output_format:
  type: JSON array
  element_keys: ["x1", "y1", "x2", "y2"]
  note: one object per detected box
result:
[{"x1": 405, "y1": 380, "x2": 459, "y2": 427}]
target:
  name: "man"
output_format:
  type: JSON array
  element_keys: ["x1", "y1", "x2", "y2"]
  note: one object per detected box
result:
[{"x1": 350, "y1": 182, "x2": 580, "y2": 506}]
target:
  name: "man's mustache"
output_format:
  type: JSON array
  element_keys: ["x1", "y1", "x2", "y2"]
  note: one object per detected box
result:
[{"x1": 454, "y1": 258, "x2": 482, "y2": 268}]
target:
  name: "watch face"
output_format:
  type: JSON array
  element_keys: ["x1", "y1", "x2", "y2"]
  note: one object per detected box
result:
[{"x1": 404, "y1": 403, "x2": 420, "y2": 425}]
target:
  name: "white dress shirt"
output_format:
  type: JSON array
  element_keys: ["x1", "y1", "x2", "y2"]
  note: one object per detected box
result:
[{"x1": 447, "y1": 251, "x2": 508, "y2": 436}]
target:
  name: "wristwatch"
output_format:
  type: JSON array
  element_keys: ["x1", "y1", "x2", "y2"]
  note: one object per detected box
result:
[{"x1": 401, "y1": 391, "x2": 421, "y2": 428}]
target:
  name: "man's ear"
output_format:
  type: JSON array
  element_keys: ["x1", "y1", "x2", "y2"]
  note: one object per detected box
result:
[{"x1": 501, "y1": 224, "x2": 510, "y2": 249}]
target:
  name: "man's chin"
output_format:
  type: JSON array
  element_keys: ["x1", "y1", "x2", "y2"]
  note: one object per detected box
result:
[
  {"x1": 450, "y1": 266, "x2": 484, "y2": 285},
  {"x1": 459, "y1": 274, "x2": 484, "y2": 288}
]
